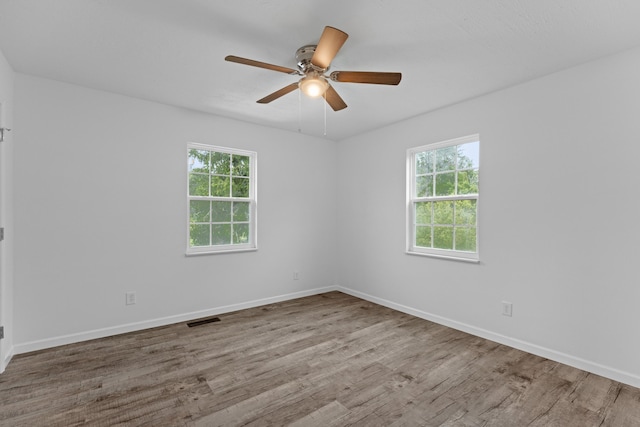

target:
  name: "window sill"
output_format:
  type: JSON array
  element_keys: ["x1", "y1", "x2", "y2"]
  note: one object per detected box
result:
[
  {"x1": 186, "y1": 247, "x2": 258, "y2": 256},
  {"x1": 406, "y1": 250, "x2": 480, "y2": 264}
]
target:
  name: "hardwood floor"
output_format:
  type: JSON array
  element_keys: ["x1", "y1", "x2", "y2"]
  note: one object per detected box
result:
[{"x1": 1, "y1": 291, "x2": 638, "y2": 426}]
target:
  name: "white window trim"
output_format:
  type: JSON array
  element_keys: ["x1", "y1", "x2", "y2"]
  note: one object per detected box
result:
[
  {"x1": 186, "y1": 143, "x2": 258, "y2": 256},
  {"x1": 406, "y1": 134, "x2": 480, "y2": 263}
]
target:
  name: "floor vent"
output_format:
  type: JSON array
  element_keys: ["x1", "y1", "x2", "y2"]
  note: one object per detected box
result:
[{"x1": 187, "y1": 316, "x2": 221, "y2": 328}]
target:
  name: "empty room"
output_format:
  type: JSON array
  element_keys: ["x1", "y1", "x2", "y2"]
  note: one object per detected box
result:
[{"x1": 0, "y1": 1, "x2": 639, "y2": 425}]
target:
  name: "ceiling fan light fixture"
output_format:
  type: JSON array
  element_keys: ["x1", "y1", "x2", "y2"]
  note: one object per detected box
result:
[
  {"x1": 225, "y1": 26, "x2": 401, "y2": 111},
  {"x1": 299, "y1": 75, "x2": 329, "y2": 98}
]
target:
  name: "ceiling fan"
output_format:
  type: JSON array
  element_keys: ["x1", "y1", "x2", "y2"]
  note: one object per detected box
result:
[{"x1": 225, "y1": 26, "x2": 402, "y2": 111}]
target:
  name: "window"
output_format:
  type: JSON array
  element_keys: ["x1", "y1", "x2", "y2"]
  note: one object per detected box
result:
[
  {"x1": 407, "y1": 135, "x2": 479, "y2": 262},
  {"x1": 187, "y1": 144, "x2": 257, "y2": 254}
]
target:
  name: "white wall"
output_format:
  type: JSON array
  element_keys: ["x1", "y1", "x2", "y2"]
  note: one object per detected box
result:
[
  {"x1": 337, "y1": 47, "x2": 640, "y2": 387},
  {"x1": 0, "y1": 48, "x2": 15, "y2": 372},
  {"x1": 13, "y1": 75, "x2": 338, "y2": 351}
]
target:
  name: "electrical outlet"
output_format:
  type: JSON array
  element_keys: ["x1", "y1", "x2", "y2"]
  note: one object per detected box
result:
[
  {"x1": 126, "y1": 292, "x2": 136, "y2": 305},
  {"x1": 293, "y1": 271, "x2": 300, "y2": 280},
  {"x1": 502, "y1": 301, "x2": 513, "y2": 317}
]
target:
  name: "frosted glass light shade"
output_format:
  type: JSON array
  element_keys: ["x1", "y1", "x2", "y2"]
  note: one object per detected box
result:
[{"x1": 299, "y1": 76, "x2": 329, "y2": 98}]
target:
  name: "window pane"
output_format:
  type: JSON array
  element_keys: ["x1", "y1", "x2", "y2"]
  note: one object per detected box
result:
[
  {"x1": 435, "y1": 146, "x2": 456, "y2": 172},
  {"x1": 455, "y1": 227, "x2": 476, "y2": 252},
  {"x1": 233, "y1": 224, "x2": 250, "y2": 244},
  {"x1": 233, "y1": 202, "x2": 250, "y2": 222},
  {"x1": 211, "y1": 152, "x2": 230, "y2": 175},
  {"x1": 457, "y1": 169, "x2": 479, "y2": 195},
  {"x1": 416, "y1": 151, "x2": 433, "y2": 174},
  {"x1": 232, "y1": 155, "x2": 250, "y2": 177},
  {"x1": 211, "y1": 176, "x2": 230, "y2": 197},
  {"x1": 434, "y1": 201, "x2": 454, "y2": 224},
  {"x1": 190, "y1": 224, "x2": 210, "y2": 247},
  {"x1": 457, "y1": 141, "x2": 479, "y2": 169},
  {"x1": 434, "y1": 226, "x2": 454, "y2": 249},
  {"x1": 211, "y1": 201, "x2": 232, "y2": 222},
  {"x1": 455, "y1": 200, "x2": 477, "y2": 225},
  {"x1": 416, "y1": 175, "x2": 432, "y2": 197},
  {"x1": 189, "y1": 173, "x2": 209, "y2": 196},
  {"x1": 232, "y1": 177, "x2": 250, "y2": 197},
  {"x1": 188, "y1": 150, "x2": 209, "y2": 173},
  {"x1": 212, "y1": 224, "x2": 231, "y2": 245},
  {"x1": 415, "y1": 202, "x2": 431, "y2": 224},
  {"x1": 190, "y1": 200, "x2": 210, "y2": 223},
  {"x1": 415, "y1": 226, "x2": 432, "y2": 247},
  {"x1": 416, "y1": 175, "x2": 433, "y2": 197},
  {"x1": 435, "y1": 172, "x2": 455, "y2": 196}
]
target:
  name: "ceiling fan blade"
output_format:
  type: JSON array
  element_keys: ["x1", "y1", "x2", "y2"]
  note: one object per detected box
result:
[
  {"x1": 330, "y1": 71, "x2": 402, "y2": 85},
  {"x1": 225, "y1": 55, "x2": 299, "y2": 75},
  {"x1": 324, "y1": 84, "x2": 347, "y2": 111},
  {"x1": 311, "y1": 26, "x2": 348, "y2": 70},
  {"x1": 257, "y1": 83, "x2": 299, "y2": 104}
]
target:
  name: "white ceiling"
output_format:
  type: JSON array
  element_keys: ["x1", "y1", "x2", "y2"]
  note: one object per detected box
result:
[{"x1": 2, "y1": 0, "x2": 640, "y2": 141}]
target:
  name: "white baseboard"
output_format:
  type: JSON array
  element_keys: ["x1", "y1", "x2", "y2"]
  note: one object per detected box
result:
[
  {"x1": 1, "y1": 346, "x2": 14, "y2": 374},
  {"x1": 13, "y1": 286, "x2": 336, "y2": 355},
  {"x1": 336, "y1": 285, "x2": 640, "y2": 389}
]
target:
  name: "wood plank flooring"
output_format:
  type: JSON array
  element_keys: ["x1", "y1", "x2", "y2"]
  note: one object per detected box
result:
[{"x1": 1, "y1": 291, "x2": 639, "y2": 426}]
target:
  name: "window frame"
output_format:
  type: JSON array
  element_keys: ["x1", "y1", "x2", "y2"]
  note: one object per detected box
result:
[
  {"x1": 186, "y1": 143, "x2": 257, "y2": 255},
  {"x1": 406, "y1": 134, "x2": 480, "y2": 262}
]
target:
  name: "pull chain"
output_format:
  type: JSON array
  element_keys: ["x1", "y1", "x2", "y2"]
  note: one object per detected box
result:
[
  {"x1": 323, "y1": 92, "x2": 327, "y2": 137},
  {"x1": 298, "y1": 89, "x2": 302, "y2": 133},
  {"x1": 298, "y1": 91, "x2": 328, "y2": 136}
]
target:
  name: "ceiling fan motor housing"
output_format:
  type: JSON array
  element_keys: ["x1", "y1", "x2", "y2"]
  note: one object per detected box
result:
[{"x1": 296, "y1": 45, "x2": 326, "y2": 73}]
